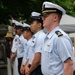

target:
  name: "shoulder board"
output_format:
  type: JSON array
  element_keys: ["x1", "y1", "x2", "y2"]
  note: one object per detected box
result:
[{"x1": 55, "y1": 31, "x2": 63, "y2": 37}]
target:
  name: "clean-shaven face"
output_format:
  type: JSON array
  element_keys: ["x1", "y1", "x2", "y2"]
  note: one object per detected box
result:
[
  {"x1": 30, "y1": 21, "x2": 38, "y2": 33},
  {"x1": 42, "y1": 13, "x2": 55, "y2": 30},
  {"x1": 16, "y1": 28, "x2": 22, "y2": 35},
  {"x1": 23, "y1": 30, "x2": 28, "y2": 39}
]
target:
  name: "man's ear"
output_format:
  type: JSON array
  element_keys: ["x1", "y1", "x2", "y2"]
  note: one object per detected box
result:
[
  {"x1": 38, "y1": 23, "x2": 41, "y2": 28},
  {"x1": 54, "y1": 14, "x2": 58, "y2": 22}
]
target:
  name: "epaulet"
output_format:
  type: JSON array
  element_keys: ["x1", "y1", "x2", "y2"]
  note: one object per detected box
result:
[{"x1": 55, "y1": 31, "x2": 63, "y2": 37}]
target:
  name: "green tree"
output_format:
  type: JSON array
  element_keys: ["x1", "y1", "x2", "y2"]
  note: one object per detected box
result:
[{"x1": 0, "y1": 0, "x2": 75, "y2": 24}]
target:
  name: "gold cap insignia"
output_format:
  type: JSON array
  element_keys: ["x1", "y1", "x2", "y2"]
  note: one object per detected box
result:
[{"x1": 42, "y1": 4, "x2": 45, "y2": 11}]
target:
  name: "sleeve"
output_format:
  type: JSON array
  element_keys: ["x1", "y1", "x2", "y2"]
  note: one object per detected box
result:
[
  {"x1": 34, "y1": 37, "x2": 44, "y2": 53},
  {"x1": 56, "y1": 37, "x2": 73, "y2": 62},
  {"x1": 11, "y1": 36, "x2": 19, "y2": 52}
]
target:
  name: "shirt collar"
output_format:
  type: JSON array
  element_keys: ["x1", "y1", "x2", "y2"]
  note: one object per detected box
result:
[
  {"x1": 32, "y1": 30, "x2": 42, "y2": 38},
  {"x1": 47, "y1": 26, "x2": 60, "y2": 39}
]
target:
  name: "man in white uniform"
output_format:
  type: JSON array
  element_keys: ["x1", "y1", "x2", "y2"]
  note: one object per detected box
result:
[
  {"x1": 25, "y1": 12, "x2": 45, "y2": 75},
  {"x1": 41, "y1": 2, "x2": 73, "y2": 75},
  {"x1": 17, "y1": 23, "x2": 33, "y2": 75},
  {"x1": 10, "y1": 20, "x2": 23, "y2": 75}
]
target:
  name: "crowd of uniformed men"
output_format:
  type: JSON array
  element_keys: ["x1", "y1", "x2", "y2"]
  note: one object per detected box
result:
[{"x1": 5, "y1": 1, "x2": 73, "y2": 75}]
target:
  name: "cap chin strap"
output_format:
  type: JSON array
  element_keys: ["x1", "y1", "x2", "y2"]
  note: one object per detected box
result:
[
  {"x1": 42, "y1": 8, "x2": 62, "y2": 15},
  {"x1": 42, "y1": 10, "x2": 57, "y2": 13}
]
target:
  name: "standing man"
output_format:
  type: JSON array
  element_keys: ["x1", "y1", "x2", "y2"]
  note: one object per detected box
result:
[
  {"x1": 20, "y1": 23, "x2": 33, "y2": 75},
  {"x1": 25, "y1": 12, "x2": 45, "y2": 75},
  {"x1": 17, "y1": 23, "x2": 33, "y2": 75},
  {"x1": 41, "y1": 2, "x2": 73, "y2": 75},
  {"x1": 10, "y1": 20, "x2": 23, "y2": 75}
]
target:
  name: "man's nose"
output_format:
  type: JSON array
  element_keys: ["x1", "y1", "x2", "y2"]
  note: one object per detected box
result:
[{"x1": 42, "y1": 17, "x2": 45, "y2": 21}]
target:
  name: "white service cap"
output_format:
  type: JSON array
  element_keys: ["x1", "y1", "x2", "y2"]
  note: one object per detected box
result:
[
  {"x1": 11, "y1": 19, "x2": 22, "y2": 26},
  {"x1": 22, "y1": 23, "x2": 30, "y2": 28},
  {"x1": 31, "y1": 12, "x2": 41, "y2": 17},
  {"x1": 22, "y1": 23, "x2": 31, "y2": 31},
  {"x1": 42, "y1": 1, "x2": 66, "y2": 15},
  {"x1": 31, "y1": 12, "x2": 42, "y2": 20}
]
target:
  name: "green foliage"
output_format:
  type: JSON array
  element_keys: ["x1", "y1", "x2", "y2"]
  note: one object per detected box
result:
[
  {"x1": 0, "y1": 0, "x2": 75, "y2": 24},
  {"x1": 42, "y1": 0, "x2": 75, "y2": 16}
]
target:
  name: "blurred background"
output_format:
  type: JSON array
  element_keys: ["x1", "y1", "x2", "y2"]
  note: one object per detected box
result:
[
  {"x1": 0, "y1": 0, "x2": 75, "y2": 75},
  {"x1": 0, "y1": 0, "x2": 75, "y2": 25}
]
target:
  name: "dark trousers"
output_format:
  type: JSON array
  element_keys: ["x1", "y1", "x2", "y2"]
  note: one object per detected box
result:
[
  {"x1": 73, "y1": 70, "x2": 75, "y2": 75},
  {"x1": 18, "y1": 57, "x2": 23, "y2": 75},
  {"x1": 29, "y1": 65, "x2": 43, "y2": 75}
]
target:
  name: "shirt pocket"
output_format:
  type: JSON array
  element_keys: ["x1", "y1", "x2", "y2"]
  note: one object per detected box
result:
[
  {"x1": 44, "y1": 43, "x2": 54, "y2": 64},
  {"x1": 44, "y1": 43, "x2": 53, "y2": 53}
]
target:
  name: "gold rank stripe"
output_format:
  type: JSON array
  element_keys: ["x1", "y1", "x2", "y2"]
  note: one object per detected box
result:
[{"x1": 42, "y1": 10, "x2": 57, "y2": 13}]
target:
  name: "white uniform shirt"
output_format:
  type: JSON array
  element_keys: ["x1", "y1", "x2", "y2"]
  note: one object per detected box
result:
[
  {"x1": 27, "y1": 30, "x2": 46, "y2": 64},
  {"x1": 17, "y1": 35, "x2": 27, "y2": 58},
  {"x1": 22, "y1": 39, "x2": 31, "y2": 65},
  {"x1": 41, "y1": 26, "x2": 73, "y2": 75},
  {"x1": 11, "y1": 35, "x2": 19, "y2": 52}
]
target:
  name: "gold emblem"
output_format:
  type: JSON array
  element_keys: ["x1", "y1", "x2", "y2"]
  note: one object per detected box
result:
[
  {"x1": 42, "y1": 4, "x2": 45, "y2": 11},
  {"x1": 57, "y1": 32, "x2": 61, "y2": 36}
]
